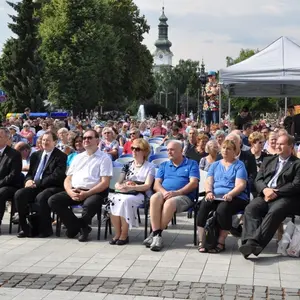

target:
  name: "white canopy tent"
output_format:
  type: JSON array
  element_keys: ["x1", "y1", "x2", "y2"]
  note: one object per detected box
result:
[{"x1": 219, "y1": 36, "x2": 300, "y2": 120}]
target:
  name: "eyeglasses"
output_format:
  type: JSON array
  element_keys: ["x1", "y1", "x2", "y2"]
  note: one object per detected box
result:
[
  {"x1": 103, "y1": 132, "x2": 111, "y2": 134},
  {"x1": 23, "y1": 125, "x2": 29, "y2": 128},
  {"x1": 131, "y1": 146, "x2": 141, "y2": 152},
  {"x1": 130, "y1": 132, "x2": 137, "y2": 135},
  {"x1": 83, "y1": 136, "x2": 94, "y2": 140}
]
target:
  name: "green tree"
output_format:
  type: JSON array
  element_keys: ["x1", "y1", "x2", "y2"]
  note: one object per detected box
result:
[{"x1": 0, "y1": 0, "x2": 46, "y2": 113}]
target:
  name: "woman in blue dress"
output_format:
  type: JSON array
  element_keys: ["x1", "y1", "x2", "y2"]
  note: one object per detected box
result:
[{"x1": 197, "y1": 140, "x2": 249, "y2": 253}]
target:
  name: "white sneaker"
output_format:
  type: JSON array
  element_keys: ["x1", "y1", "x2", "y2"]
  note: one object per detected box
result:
[
  {"x1": 143, "y1": 232, "x2": 154, "y2": 248},
  {"x1": 150, "y1": 235, "x2": 164, "y2": 251}
]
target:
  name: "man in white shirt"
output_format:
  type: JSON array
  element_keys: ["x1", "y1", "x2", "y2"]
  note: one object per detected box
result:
[{"x1": 49, "y1": 129, "x2": 113, "y2": 242}]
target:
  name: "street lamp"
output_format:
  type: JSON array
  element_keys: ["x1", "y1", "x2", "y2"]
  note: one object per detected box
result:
[{"x1": 198, "y1": 60, "x2": 207, "y2": 120}]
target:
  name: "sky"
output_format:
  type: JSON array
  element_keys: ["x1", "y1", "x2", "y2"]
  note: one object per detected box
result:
[{"x1": 0, "y1": 0, "x2": 300, "y2": 71}]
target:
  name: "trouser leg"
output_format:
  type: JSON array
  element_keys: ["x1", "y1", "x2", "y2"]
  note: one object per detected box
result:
[{"x1": 0, "y1": 186, "x2": 18, "y2": 224}]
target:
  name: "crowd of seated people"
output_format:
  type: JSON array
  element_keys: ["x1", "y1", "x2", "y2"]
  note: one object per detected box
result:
[{"x1": 0, "y1": 112, "x2": 299, "y2": 260}]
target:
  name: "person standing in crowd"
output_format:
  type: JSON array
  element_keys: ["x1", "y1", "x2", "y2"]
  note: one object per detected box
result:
[
  {"x1": 0, "y1": 127, "x2": 22, "y2": 233},
  {"x1": 185, "y1": 133, "x2": 209, "y2": 164},
  {"x1": 234, "y1": 107, "x2": 252, "y2": 130},
  {"x1": 203, "y1": 71, "x2": 220, "y2": 133},
  {"x1": 21, "y1": 107, "x2": 31, "y2": 120},
  {"x1": 20, "y1": 122, "x2": 34, "y2": 145},
  {"x1": 143, "y1": 141, "x2": 199, "y2": 251},
  {"x1": 15, "y1": 131, "x2": 67, "y2": 238},
  {"x1": 241, "y1": 123, "x2": 253, "y2": 147},
  {"x1": 151, "y1": 120, "x2": 167, "y2": 137},
  {"x1": 99, "y1": 127, "x2": 119, "y2": 161},
  {"x1": 239, "y1": 134, "x2": 300, "y2": 258},
  {"x1": 48, "y1": 129, "x2": 113, "y2": 242},
  {"x1": 123, "y1": 128, "x2": 140, "y2": 155},
  {"x1": 283, "y1": 105, "x2": 295, "y2": 134},
  {"x1": 108, "y1": 139, "x2": 155, "y2": 245}
]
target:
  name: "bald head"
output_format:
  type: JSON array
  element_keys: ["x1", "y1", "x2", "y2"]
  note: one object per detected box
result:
[{"x1": 167, "y1": 140, "x2": 183, "y2": 162}]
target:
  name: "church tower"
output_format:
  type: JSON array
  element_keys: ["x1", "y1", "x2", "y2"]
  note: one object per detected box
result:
[{"x1": 153, "y1": 7, "x2": 173, "y2": 72}]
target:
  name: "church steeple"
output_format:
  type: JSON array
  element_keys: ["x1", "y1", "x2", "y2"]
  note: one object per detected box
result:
[
  {"x1": 155, "y1": 7, "x2": 172, "y2": 51},
  {"x1": 153, "y1": 7, "x2": 173, "y2": 72}
]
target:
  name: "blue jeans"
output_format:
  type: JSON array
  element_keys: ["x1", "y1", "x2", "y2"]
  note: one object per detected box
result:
[{"x1": 204, "y1": 110, "x2": 219, "y2": 125}]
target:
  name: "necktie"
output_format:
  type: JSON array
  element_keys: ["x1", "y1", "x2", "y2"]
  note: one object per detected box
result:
[
  {"x1": 34, "y1": 154, "x2": 48, "y2": 181},
  {"x1": 268, "y1": 160, "x2": 286, "y2": 188}
]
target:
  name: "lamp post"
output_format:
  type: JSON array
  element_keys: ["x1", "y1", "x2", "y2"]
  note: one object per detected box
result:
[
  {"x1": 198, "y1": 60, "x2": 207, "y2": 121},
  {"x1": 160, "y1": 91, "x2": 173, "y2": 109}
]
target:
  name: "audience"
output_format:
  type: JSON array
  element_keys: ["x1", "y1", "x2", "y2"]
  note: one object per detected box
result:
[
  {"x1": 99, "y1": 127, "x2": 119, "y2": 160},
  {"x1": 185, "y1": 133, "x2": 209, "y2": 163},
  {"x1": 199, "y1": 140, "x2": 219, "y2": 171}
]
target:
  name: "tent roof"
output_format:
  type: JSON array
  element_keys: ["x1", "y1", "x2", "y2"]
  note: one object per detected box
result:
[{"x1": 219, "y1": 36, "x2": 300, "y2": 97}]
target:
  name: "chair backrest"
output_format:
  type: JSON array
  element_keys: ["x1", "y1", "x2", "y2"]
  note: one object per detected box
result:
[
  {"x1": 119, "y1": 154, "x2": 133, "y2": 158},
  {"x1": 152, "y1": 158, "x2": 169, "y2": 167},
  {"x1": 118, "y1": 146, "x2": 123, "y2": 157},
  {"x1": 115, "y1": 157, "x2": 134, "y2": 165},
  {"x1": 155, "y1": 146, "x2": 167, "y2": 154},
  {"x1": 148, "y1": 138, "x2": 163, "y2": 144},
  {"x1": 199, "y1": 169, "x2": 208, "y2": 193},
  {"x1": 110, "y1": 167, "x2": 123, "y2": 190},
  {"x1": 149, "y1": 143, "x2": 160, "y2": 153},
  {"x1": 149, "y1": 153, "x2": 168, "y2": 162}
]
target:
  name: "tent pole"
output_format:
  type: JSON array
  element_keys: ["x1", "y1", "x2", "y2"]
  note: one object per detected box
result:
[
  {"x1": 219, "y1": 85, "x2": 222, "y2": 125},
  {"x1": 284, "y1": 97, "x2": 288, "y2": 116},
  {"x1": 228, "y1": 97, "x2": 231, "y2": 121}
]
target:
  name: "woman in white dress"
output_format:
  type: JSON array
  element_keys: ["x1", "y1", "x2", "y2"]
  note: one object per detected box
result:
[{"x1": 108, "y1": 138, "x2": 155, "y2": 245}]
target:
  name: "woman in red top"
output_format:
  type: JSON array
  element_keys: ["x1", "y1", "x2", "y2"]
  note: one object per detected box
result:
[{"x1": 20, "y1": 122, "x2": 34, "y2": 145}]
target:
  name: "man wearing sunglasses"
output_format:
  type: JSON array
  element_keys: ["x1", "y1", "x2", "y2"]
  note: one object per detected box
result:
[
  {"x1": 143, "y1": 140, "x2": 199, "y2": 251},
  {"x1": 123, "y1": 128, "x2": 140, "y2": 155},
  {"x1": 49, "y1": 129, "x2": 113, "y2": 242}
]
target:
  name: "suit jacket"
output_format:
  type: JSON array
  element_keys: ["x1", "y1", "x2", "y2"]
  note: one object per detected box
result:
[
  {"x1": 0, "y1": 146, "x2": 22, "y2": 188},
  {"x1": 255, "y1": 155, "x2": 300, "y2": 199},
  {"x1": 26, "y1": 147, "x2": 67, "y2": 189}
]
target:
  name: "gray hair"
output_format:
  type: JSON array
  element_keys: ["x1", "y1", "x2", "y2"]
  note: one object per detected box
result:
[
  {"x1": 205, "y1": 140, "x2": 218, "y2": 153},
  {"x1": 215, "y1": 130, "x2": 225, "y2": 137}
]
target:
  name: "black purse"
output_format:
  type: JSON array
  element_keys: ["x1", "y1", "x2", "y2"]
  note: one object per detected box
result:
[
  {"x1": 203, "y1": 211, "x2": 219, "y2": 250},
  {"x1": 26, "y1": 212, "x2": 39, "y2": 237}
]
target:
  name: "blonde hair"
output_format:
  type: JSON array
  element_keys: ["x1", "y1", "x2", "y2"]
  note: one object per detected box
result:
[
  {"x1": 221, "y1": 140, "x2": 237, "y2": 152},
  {"x1": 249, "y1": 132, "x2": 264, "y2": 146},
  {"x1": 102, "y1": 127, "x2": 115, "y2": 139},
  {"x1": 205, "y1": 140, "x2": 219, "y2": 154},
  {"x1": 132, "y1": 138, "x2": 151, "y2": 159}
]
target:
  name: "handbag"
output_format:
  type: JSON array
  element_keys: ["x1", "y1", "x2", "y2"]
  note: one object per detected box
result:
[
  {"x1": 26, "y1": 212, "x2": 40, "y2": 237},
  {"x1": 203, "y1": 211, "x2": 219, "y2": 250}
]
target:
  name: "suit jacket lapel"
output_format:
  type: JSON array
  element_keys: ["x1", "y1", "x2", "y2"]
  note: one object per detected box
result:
[
  {"x1": 33, "y1": 151, "x2": 43, "y2": 176},
  {"x1": 0, "y1": 147, "x2": 9, "y2": 169},
  {"x1": 267, "y1": 156, "x2": 279, "y2": 178},
  {"x1": 278, "y1": 156, "x2": 296, "y2": 177},
  {"x1": 44, "y1": 148, "x2": 55, "y2": 171}
]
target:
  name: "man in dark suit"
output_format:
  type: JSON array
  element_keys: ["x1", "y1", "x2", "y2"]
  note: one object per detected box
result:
[
  {"x1": 0, "y1": 127, "x2": 22, "y2": 232},
  {"x1": 239, "y1": 134, "x2": 300, "y2": 258},
  {"x1": 15, "y1": 131, "x2": 67, "y2": 238}
]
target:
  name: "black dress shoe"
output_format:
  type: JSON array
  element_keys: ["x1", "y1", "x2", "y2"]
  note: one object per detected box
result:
[
  {"x1": 65, "y1": 229, "x2": 80, "y2": 238},
  {"x1": 109, "y1": 238, "x2": 119, "y2": 245},
  {"x1": 116, "y1": 237, "x2": 129, "y2": 245},
  {"x1": 230, "y1": 225, "x2": 242, "y2": 238},
  {"x1": 17, "y1": 231, "x2": 31, "y2": 238},
  {"x1": 38, "y1": 232, "x2": 53, "y2": 238},
  {"x1": 239, "y1": 241, "x2": 262, "y2": 259},
  {"x1": 78, "y1": 226, "x2": 92, "y2": 242}
]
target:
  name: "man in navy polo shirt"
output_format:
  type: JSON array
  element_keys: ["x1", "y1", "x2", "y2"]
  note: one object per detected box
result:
[{"x1": 143, "y1": 140, "x2": 200, "y2": 251}]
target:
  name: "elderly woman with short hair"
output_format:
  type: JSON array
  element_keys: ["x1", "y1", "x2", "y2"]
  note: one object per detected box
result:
[
  {"x1": 249, "y1": 132, "x2": 269, "y2": 172},
  {"x1": 263, "y1": 131, "x2": 278, "y2": 155},
  {"x1": 99, "y1": 126, "x2": 119, "y2": 160},
  {"x1": 185, "y1": 133, "x2": 209, "y2": 163},
  {"x1": 108, "y1": 138, "x2": 155, "y2": 245},
  {"x1": 215, "y1": 130, "x2": 226, "y2": 150},
  {"x1": 199, "y1": 140, "x2": 219, "y2": 171}
]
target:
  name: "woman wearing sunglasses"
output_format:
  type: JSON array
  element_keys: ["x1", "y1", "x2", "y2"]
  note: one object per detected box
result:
[
  {"x1": 108, "y1": 138, "x2": 155, "y2": 245},
  {"x1": 249, "y1": 132, "x2": 269, "y2": 172}
]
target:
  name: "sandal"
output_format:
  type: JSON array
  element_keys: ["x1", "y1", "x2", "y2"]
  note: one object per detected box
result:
[
  {"x1": 198, "y1": 241, "x2": 207, "y2": 253},
  {"x1": 208, "y1": 243, "x2": 226, "y2": 254}
]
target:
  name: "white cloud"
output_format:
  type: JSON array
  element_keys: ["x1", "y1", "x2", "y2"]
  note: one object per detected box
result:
[{"x1": 134, "y1": 0, "x2": 300, "y2": 70}]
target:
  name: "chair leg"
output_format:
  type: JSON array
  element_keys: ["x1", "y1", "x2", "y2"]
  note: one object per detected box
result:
[
  {"x1": 56, "y1": 215, "x2": 61, "y2": 237},
  {"x1": 144, "y1": 205, "x2": 148, "y2": 240},
  {"x1": 193, "y1": 207, "x2": 197, "y2": 246},
  {"x1": 97, "y1": 209, "x2": 102, "y2": 241},
  {"x1": 9, "y1": 201, "x2": 14, "y2": 234},
  {"x1": 105, "y1": 217, "x2": 108, "y2": 239},
  {"x1": 137, "y1": 208, "x2": 141, "y2": 224},
  {"x1": 109, "y1": 218, "x2": 112, "y2": 235},
  {"x1": 292, "y1": 215, "x2": 295, "y2": 223}
]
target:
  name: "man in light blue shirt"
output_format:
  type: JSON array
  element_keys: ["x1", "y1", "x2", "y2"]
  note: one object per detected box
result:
[{"x1": 143, "y1": 140, "x2": 199, "y2": 251}]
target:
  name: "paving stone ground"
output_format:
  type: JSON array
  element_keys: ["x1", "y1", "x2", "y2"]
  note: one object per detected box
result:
[{"x1": 0, "y1": 211, "x2": 299, "y2": 299}]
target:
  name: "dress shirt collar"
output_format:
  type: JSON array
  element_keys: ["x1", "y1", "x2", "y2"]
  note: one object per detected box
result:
[
  {"x1": 43, "y1": 148, "x2": 54, "y2": 158},
  {"x1": 278, "y1": 156, "x2": 290, "y2": 164},
  {"x1": 0, "y1": 146, "x2": 7, "y2": 156}
]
